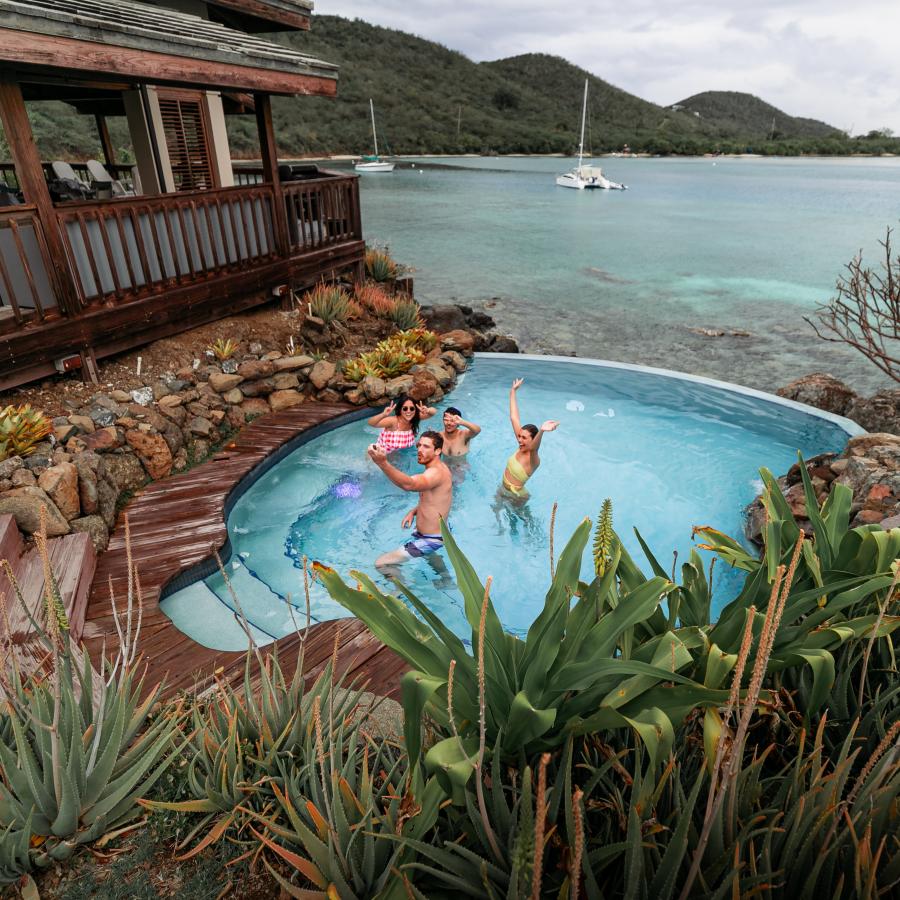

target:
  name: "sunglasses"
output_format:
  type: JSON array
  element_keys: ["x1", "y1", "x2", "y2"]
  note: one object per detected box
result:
[{"x1": 401, "y1": 404, "x2": 416, "y2": 411}]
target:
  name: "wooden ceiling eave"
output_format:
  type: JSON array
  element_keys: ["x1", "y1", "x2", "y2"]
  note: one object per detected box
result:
[
  {"x1": 205, "y1": 0, "x2": 311, "y2": 33},
  {"x1": 0, "y1": 28, "x2": 337, "y2": 98}
]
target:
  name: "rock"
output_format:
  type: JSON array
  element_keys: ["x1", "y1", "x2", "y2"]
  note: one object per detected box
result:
[
  {"x1": 130, "y1": 386, "x2": 154, "y2": 407},
  {"x1": 846, "y1": 433, "x2": 900, "y2": 456},
  {"x1": 241, "y1": 398, "x2": 270, "y2": 416},
  {"x1": 11, "y1": 468, "x2": 36, "y2": 487},
  {"x1": 223, "y1": 388, "x2": 243, "y2": 405},
  {"x1": 173, "y1": 448, "x2": 189, "y2": 472},
  {"x1": 54, "y1": 424, "x2": 79, "y2": 444},
  {"x1": 853, "y1": 509, "x2": 884, "y2": 526},
  {"x1": 776, "y1": 373, "x2": 858, "y2": 416},
  {"x1": 879, "y1": 513, "x2": 900, "y2": 529},
  {"x1": 830, "y1": 458, "x2": 849, "y2": 475},
  {"x1": 274, "y1": 355, "x2": 315, "y2": 372},
  {"x1": 157, "y1": 394, "x2": 184, "y2": 409},
  {"x1": 835, "y1": 456, "x2": 882, "y2": 500},
  {"x1": 188, "y1": 417, "x2": 213, "y2": 438},
  {"x1": 344, "y1": 388, "x2": 366, "y2": 405},
  {"x1": 846, "y1": 390, "x2": 900, "y2": 435},
  {"x1": 38, "y1": 462, "x2": 80, "y2": 520},
  {"x1": 0, "y1": 456, "x2": 24, "y2": 480},
  {"x1": 263, "y1": 350, "x2": 282, "y2": 361},
  {"x1": 70, "y1": 515, "x2": 109, "y2": 552},
  {"x1": 385, "y1": 375, "x2": 415, "y2": 398},
  {"x1": 81, "y1": 426, "x2": 124, "y2": 452},
  {"x1": 165, "y1": 379, "x2": 190, "y2": 393},
  {"x1": 208, "y1": 372, "x2": 244, "y2": 393},
  {"x1": 73, "y1": 454, "x2": 100, "y2": 515},
  {"x1": 317, "y1": 389, "x2": 342, "y2": 403},
  {"x1": 103, "y1": 453, "x2": 147, "y2": 494},
  {"x1": 23, "y1": 452, "x2": 51, "y2": 473},
  {"x1": 237, "y1": 359, "x2": 276, "y2": 380},
  {"x1": 221, "y1": 359, "x2": 239, "y2": 375},
  {"x1": 249, "y1": 341, "x2": 263, "y2": 355},
  {"x1": 440, "y1": 329, "x2": 475, "y2": 356},
  {"x1": 159, "y1": 420, "x2": 185, "y2": 457},
  {"x1": 273, "y1": 373, "x2": 300, "y2": 390},
  {"x1": 309, "y1": 360, "x2": 336, "y2": 390},
  {"x1": 109, "y1": 389, "x2": 132, "y2": 403},
  {"x1": 97, "y1": 477, "x2": 118, "y2": 528},
  {"x1": 67, "y1": 414, "x2": 95, "y2": 433},
  {"x1": 190, "y1": 439, "x2": 210, "y2": 460},
  {"x1": 89, "y1": 407, "x2": 118, "y2": 428},
  {"x1": 125, "y1": 430, "x2": 173, "y2": 480},
  {"x1": 304, "y1": 314, "x2": 327, "y2": 331},
  {"x1": 0, "y1": 486, "x2": 70, "y2": 535},
  {"x1": 152, "y1": 382, "x2": 172, "y2": 401},
  {"x1": 409, "y1": 370, "x2": 439, "y2": 402},
  {"x1": 241, "y1": 378, "x2": 275, "y2": 398},
  {"x1": 361, "y1": 375, "x2": 387, "y2": 401},
  {"x1": 91, "y1": 395, "x2": 125, "y2": 413},
  {"x1": 424, "y1": 361, "x2": 454, "y2": 389},
  {"x1": 159, "y1": 404, "x2": 187, "y2": 427},
  {"x1": 488, "y1": 334, "x2": 520, "y2": 353},
  {"x1": 269, "y1": 389, "x2": 304, "y2": 411},
  {"x1": 440, "y1": 350, "x2": 468, "y2": 373},
  {"x1": 208, "y1": 409, "x2": 225, "y2": 424},
  {"x1": 0, "y1": 479, "x2": 11, "y2": 492},
  {"x1": 420, "y1": 304, "x2": 469, "y2": 333},
  {"x1": 784, "y1": 452, "x2": 838, "y2": 486},
  {"x1": 865, "y1": 483, "x2": 893, "y2": 507}
]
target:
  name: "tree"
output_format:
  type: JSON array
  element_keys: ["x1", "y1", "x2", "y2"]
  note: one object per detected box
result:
[{"x1": 806, "y1": 227, "x2": 900, "y2": 381}]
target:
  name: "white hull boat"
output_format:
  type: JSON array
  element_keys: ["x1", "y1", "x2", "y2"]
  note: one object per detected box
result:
[
  {"x1": 556, "y1": 80, "x2": 627, "y2": 191},
  {"x1": 354, "y1": 100, "x2": 394, "y2": 173}
]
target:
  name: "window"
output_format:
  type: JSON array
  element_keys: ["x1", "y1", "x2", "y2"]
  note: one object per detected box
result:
[{"x1": 156, "y1": 91, "x2": 217, "y2": 191}]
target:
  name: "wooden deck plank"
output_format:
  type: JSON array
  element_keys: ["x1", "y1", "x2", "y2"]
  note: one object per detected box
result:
[{"x1": 84, "y1": 402, "x2": 407, "y2": 700}]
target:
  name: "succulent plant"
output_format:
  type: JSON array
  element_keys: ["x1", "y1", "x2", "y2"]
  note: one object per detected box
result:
[
  {"x1": 207, "y1": 338, "x2": 239, "y2": 361},
  {"x1": 0, "y1": 404, "x2": 51, "y2": 462},
  {"x1": 388, "y1": 297, "x2": 424, "y2": 331},
  {"x1": 304, "y1": 283, "x2": 353, "y2": 324},
  {"x1": 364, "y1": 247, "x2": 399, "y2": 283},
  {"x1": 388, "y1": 327, "x2": 438, "y2": 354},
  {"x1": 354, "y1": 281, "x2": 397, "y2": 317}
]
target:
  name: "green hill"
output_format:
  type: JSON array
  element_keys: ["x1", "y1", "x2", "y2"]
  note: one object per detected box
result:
[
  {"x1": 673, "y1": 91, "x2": 842, "y2": 140},
  {"x1": 17, "y1": 15, "x2": 898, "y2": 160}
]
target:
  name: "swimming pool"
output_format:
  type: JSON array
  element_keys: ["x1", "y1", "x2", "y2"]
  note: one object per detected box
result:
[{"x1": 160, "y1": 355, "x2": 859, "y2": 650}]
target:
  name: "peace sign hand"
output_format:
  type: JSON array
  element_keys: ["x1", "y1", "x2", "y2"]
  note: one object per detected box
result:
[{"x1": 512, "y1": 378, "x2": 524, "y2": 391}]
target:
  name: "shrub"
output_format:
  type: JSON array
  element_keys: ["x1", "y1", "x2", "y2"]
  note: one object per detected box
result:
[
  {"x1": 354, "y1": 281, "x2": 397, "y2": 317},
  {"x1": 364, "y1": 247, "x2": 399, "y2": 282},
  {"x1": 0, "y1": 403, "x2": 51, "y2": 462},
  {"x1": 388, "y1": 296, "x2": 424, "y2": 331},
  {"x1": 207, "y1": 338, "x2": 238, "y2": 361},
  {"x1": 342, "y1": 328, "x2": 437, "y2": 382},
  {"x1": 303, "y1": 283, "x2": 353, "y2": 324}
]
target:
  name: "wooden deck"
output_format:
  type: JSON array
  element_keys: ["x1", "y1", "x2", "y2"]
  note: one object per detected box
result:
[{"x1": 82, "y1": 402, "x2": 408, "y2": 700}]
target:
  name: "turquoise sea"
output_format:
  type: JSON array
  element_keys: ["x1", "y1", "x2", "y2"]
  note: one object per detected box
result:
[{"x1": 345, "y1": 156, "x2": 900, "y2": 394}]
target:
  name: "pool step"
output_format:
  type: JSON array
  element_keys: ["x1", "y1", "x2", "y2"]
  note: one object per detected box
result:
[{"x1": 209, "y1": 560, "x2": 303, "y2": 639}]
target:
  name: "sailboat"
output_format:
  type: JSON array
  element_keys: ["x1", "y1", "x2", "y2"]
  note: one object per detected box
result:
[
  {"x1": 354, "y1": 100, "x2": 395, "y2": 173},
  {"x1": 556, "y1": 79, "x2": 627, "y2": 191}
]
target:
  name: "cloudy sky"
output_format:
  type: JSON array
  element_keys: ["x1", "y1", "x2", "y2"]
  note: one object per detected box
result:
[{"x1": 321, "y1": 0, "x2": 899, "y2": 134}]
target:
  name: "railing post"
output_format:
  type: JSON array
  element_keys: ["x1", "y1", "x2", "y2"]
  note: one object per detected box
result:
[
  {"x1": 254, "y1": 93, "x2": 291, "y2": 259},
  {"x1": 0, "y1": 79, "x2": 81, "y2": 316}
]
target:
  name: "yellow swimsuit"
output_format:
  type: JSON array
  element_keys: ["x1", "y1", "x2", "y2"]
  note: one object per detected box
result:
[{"x1": 502, "y1": 453, "x2": 531, "y2": 498}]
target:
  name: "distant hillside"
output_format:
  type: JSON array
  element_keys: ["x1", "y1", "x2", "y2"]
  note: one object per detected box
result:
[
  {"x1": 673, "y1": 91, "x2": 842, "y2": 140},
  {"x1": 18, "y1": 15, "x2": 896, "y2": 160}
]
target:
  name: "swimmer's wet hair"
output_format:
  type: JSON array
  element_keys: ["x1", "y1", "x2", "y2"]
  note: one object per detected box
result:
[
  {"x1": 420, "y1": 430, "x2": 444, "y2": 450},
  {"x1": 522, "y1": 424, "x2": 539, "y2": 438},
  {"x1": 444, "y1": 406, "x2": 462, "y2": 417}
]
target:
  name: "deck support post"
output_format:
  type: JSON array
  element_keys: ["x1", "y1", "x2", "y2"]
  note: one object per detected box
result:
[
  {"x1": 254, "y1": 92, "x2": 291, "y2": 259},
  {"x1": 0, "y1": 79, "x2": 81, "y2": 316},
  {"x1": 95, "y1": 113, "x2": 116, "y2": 167}
]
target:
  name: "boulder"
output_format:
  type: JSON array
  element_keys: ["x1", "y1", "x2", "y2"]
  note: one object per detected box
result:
[
  {"x1": 846, "y1": 390, "x2": 900, "y2": 435},
  {"x1": 440, "y1": 350, "x2": 468, "y2": 373},
  {"x1": 241, "y1": 378, "x2": 275, "y2": 398},
  {"x1": 424, "y1": 361, "x2": 454, "y2": 389},
  {"x1": 488, "y1": 334, "x2": 520, "y2": 354},
  {"x1": 225, "y1": 407, "x2": 246, "y2": 430},
  {"x1": 54, "y1": 424, "x2": 79, "y2": 444},
  {"x1": 188, "y1": 417, "x2": 213, "y2": 438},
  {"x1": 309, "y1": 360, "x2": 336, "y2": 390},
  {"x1": 81, "y1": 426, "x2": 124, "y2": 452},
  {"x1": 409, "y1": 370, "x2": 439, "y2": 402},
  {"x1": 222, "y1": 388, "x2": 243, "y2": 405},
  {"x1": 273, "y1": 355, "x2": 315, "y2": 372},
  {"x1": 846, "y1": 433, "x2": 900, "y2": 456},
  {"x1": 208, "y1": 372, "x2": 244, "y2": 393},
  {"x1": 440, "y1": 329, "x2": 475, "y2": 356},
  {"x1": 130, "y1": 387, "x2": 154, "y2": 406},
  {"x1": 37, "y1": 462, "x2": 80, "y2": 521},
  {"x1": 11, "y1": 468, "x2": 36, "y2": 487},
  {"x1": 72, "y1": 453, "x2": 100, "y2": 515},
  {"x1": 109, "y1": 389, "x2": 132, "y2": 403},
  {"x1": 317, "y1": 389, "x2": 342, "y2": 403},
  {"x1": 0, "y1": 456, "x2": 24, "y2": 480},
  {"x1": 159, "y1": 403, "x2": 187, "y2": 427},
  {"x1": 273, "y1": 373, "x2": 300, "y2": 390},
  {"x1": 125, "y1": 430, "x2": 173, "y2": 480},
  {"x1": 361, "y1": 375, "x2": 387, "y2": 401},
  {"x1": 344, "y1": 388, "x2": 366, "y2": 405},
  {"x1": 269, "y1": 389, "x2": 304, "y2": 411},
  {"x1": 0, "y1": 486, "x2": 70, "y2": 535},
  {"x1": 190, "y1": 439, "x2": 211, "y2": 460},
  {"x1": 103, "y1": 453, "x2": 147, "y2": 494},
  {"x1": 157, "y1": 394, "x2": 183, "y2": 410},
  {"x1": 237, "y1": 359, "x2": 276, "y2": 380},
  {"x1": 241, "y1": 398, "x2": 271, "y2": 416},
  {"x1": 67, "y1": 414, "x2": 95, "y2": 433},
  {"x1": 776, "y1": 373, "x2": 858, "y2": 415},
  {"x1": 70, "y1": 515, "x2": 109, "y2": 552},
  {"x1": 385, "y1": 375, "x2": 415, "y2": 398},
  {"x1": 97, "y1": 477, "x2": 118, "y2": 528},
  {"x1": 420, "y1": 304, "x2": 469, "y2": 333}
]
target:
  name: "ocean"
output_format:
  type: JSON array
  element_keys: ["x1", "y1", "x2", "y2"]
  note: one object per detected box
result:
[{"x1": 345, "y1": 155, "x2": 900, "y2": 394}]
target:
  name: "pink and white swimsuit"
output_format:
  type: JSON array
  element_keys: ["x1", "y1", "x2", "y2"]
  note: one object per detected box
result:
[{"x1": 376, "y1": 428, "x2": 416, "y2": 452}]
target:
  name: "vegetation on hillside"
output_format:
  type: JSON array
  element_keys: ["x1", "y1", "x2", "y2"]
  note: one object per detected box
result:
[{"x1": 11, "y1": 15, "x2": 900, "y2": 161}]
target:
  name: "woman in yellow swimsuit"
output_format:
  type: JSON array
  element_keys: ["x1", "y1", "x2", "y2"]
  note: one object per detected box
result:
[{"x1": 501, "y1": 378, "x2": 559, "y2": 499}]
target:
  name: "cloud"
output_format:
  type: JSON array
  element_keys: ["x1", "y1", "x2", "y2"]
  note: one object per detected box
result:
[{"x1": 318, "y1": 0, "x2": 900, "y2": 133}]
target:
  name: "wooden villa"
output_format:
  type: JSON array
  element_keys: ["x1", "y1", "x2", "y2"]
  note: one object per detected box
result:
[{"x1": 0, "y1": 0, "x2": 363, "y2": 391}]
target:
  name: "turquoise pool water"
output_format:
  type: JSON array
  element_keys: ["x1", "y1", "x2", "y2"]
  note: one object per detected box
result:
[{"x1": 161, "y1": 356, "x2": 855, "y2": 650}]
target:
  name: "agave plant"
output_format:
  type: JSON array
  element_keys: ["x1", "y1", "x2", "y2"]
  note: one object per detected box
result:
[
  {"x1": 207, "y1": 337, "x2": 238, "y2": 361},
  {"x1": 365, "y1": 247, "x2": 399, "y2": 283},
  {"x1": 0, "y1": 403, "x2": 51, "y2": 462},
  {"x1": 0, "y1": 533, "x2": 182, "y2": 882},
  {"x1": 304, "y1": 283, "x2": 353, "y2": 324},
  {"x1": 388, "y1": 327, "x2": 438, "y2": 354},
  {"x1": 388, "y1": 297, "x2": 424, "y2": 331},
  {"x1": 354, "y1": 281, "x2": 397, "y2": 317}
]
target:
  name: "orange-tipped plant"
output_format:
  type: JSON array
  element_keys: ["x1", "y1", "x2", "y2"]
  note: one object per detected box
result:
[
  {"x1": 354, "y1": 281, "x2": 397, "y2": 318},
  {"x1": 0, "y1": 404, "x2": 51, "y2": 462}
]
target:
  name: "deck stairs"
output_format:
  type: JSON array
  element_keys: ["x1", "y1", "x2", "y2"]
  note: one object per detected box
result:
[{"x1": 0, "y1": 513, "x2": 97, "y2": 646}]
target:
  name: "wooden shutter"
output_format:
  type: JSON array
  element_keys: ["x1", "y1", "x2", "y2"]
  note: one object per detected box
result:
[{"x1": 157, "y1": 91, "x2": 218, "y2": 191}]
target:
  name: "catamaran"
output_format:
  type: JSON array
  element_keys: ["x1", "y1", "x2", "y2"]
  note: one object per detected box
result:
[
  {"x1": 556, "y1": 79, "x2": 627, "y2": 191},
  {"x1": 354, "y1": 99, "x2": 395, "y2": 173}
]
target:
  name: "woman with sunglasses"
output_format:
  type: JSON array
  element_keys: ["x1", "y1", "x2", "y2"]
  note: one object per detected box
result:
[{"x1": 368, "y1": 394, "x2": 436, "y2": 452}]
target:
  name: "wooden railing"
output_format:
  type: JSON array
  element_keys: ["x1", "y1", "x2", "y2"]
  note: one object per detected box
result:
[
  {"x1": 55, "y1": 183, "x2": 279, "y2": 307},
  {"x1": 0, "y1": 162, "x2": 136, "y2": 194},
  {"x1": 0, "y1": 206, "x2": 57, "y2": 330},
  {"x1": 283, "y1": 175, "x2": 362, "y2": 252}
]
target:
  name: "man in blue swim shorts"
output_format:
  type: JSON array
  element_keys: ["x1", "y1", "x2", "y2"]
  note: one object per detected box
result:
[{"x1": 367, "y1": 430, "x2": 453, "y2": 572}]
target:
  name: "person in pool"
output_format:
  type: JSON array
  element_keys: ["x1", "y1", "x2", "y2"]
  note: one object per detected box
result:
[
  {"x1": 367, "y1": 395, "x2": 436, "y2": 453},
  {"x1": 501, "y1": 378, "x2": 559, "y2": 499},
  {"x1": 367, "y1": 430, "x2": 453, "y2": 572},
  {"x1": 440, "y1": 406, "x2": 482, "y2": 457}
]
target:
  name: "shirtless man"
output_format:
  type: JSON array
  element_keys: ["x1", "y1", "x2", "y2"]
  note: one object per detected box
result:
[
  {"x1": 440, "y1": 406, "x2": 482, "y2": 457},
  {"x1": 368, "y1": 430, "x2": 453, "y2": 571}
]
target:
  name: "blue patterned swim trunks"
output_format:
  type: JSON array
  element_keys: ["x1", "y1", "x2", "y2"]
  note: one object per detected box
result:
[{"x1": 402, "y1": 530, "x2": 444, "y2": 557}]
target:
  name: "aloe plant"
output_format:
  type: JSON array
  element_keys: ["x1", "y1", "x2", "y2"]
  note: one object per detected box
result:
[
  {"x1": 304, "y1": 283, "x2": 353, "y2": 324},
  {"x1": 207, "y1": 337, "x2": 238, "y2": 361},
  {"x1": 354, "y1": 281, "x2": 397, "y2": 317},
  {"x1": 365, "y1": 247, "x2": 399, "y2": 283},
  {"x1": 388, "y1": 297, "x2": 424, "y2": 331},
  {"x1": 0, "y1": 403, "x2": 52, "y2": 462}
]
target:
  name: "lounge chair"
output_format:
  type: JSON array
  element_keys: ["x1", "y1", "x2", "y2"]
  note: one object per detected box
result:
[{"x1": 86, "y1": 159, "x2": 134, "y2": 196}]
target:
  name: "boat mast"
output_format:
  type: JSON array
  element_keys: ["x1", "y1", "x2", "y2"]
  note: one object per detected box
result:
[
  {"x1": 370, "y1": 99, "x2": 379, "y2": 157},
  {"x1": 578, "y1": 78, "x2": 588, "y2": 170}
]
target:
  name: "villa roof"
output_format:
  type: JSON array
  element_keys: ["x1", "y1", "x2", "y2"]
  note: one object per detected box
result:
[{"x1": 0, "y1": 0, "x2": 338, "y2": 95}]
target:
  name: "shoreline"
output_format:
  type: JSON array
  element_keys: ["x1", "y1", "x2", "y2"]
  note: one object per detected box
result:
[{"x1": 233, "y1": 152, "x2": 898, "y2": 163}]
